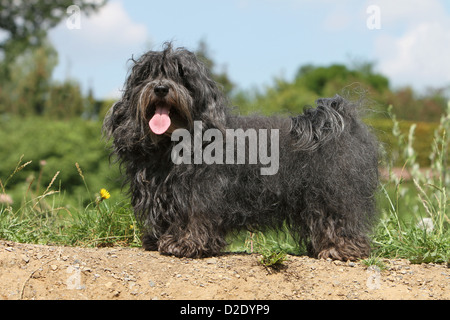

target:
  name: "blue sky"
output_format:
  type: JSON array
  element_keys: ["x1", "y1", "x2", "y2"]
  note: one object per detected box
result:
[{"x1": 48, "y1": 0, "x2": 450, "y2": 99}]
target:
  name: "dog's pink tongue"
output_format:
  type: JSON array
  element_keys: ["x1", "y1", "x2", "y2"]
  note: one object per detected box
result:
[{"x1": 149, "y1": 106, "x2": 171, "y2": 135}]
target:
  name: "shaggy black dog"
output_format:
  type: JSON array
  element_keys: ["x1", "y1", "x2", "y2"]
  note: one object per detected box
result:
[{"x1": 103, "y1": 43, "x2": 379, "y2": 261}]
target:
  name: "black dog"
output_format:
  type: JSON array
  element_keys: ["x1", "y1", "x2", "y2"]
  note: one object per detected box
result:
[{"x1": 103, "y1": 43, "x2": 379, "y2": 261}]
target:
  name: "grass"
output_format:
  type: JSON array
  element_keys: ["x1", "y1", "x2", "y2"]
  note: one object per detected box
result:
[
  {"x1": 367, "y1": 103, "x2": 449, "y2": 265},
  {"x1": 0, "y1": 159, "x2": 140, "y2": 248},
  {"x1": 226, "y1": 227, "x2": 300, "y2": 269},
  {"x1": 1, "y1": 105, "x2": 449, "y2": 265}
]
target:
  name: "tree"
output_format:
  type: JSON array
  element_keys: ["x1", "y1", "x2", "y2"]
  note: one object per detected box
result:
[
  {"x1": 0, "y1": 42, "x2": 57, "y2": 116},
  {"x1": 238, "y1": 63, "x2": 391, "y2": 116},
  {"x1": 0, "y1": 0, "x2": 106, "y2": 118},
  {"x1": 0, "y1": 0, "x2": 106, "y2": 80},
  {"x1": 296, "y1": 63, "x2": 389, "y2": 96},
  {"x1": 195, "y1": 40, "x2": 236, "y2": 97},
  {"x1": 45, "y1": 80, "x2": 85, "y2": 119}
]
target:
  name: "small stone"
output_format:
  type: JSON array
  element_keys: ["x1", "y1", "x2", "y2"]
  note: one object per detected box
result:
[{"x1": 50, "y1": 265, "x2": 58, "y2": 271}]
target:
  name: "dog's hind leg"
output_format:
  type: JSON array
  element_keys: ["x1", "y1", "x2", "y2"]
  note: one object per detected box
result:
[
  {"x1": 314, "y1": 235, "x2": 371, "y2": 261},
  {"x1": 306, "y1": 214, "x2": 371, "y2": 261}
]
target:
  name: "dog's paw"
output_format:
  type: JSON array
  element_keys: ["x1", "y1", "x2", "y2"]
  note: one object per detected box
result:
[
  {"x1": 157, "y1": 235, "x2": 206, "y2": 258},
  {"x1": 317, "y1": 246, "x2": 368, "y2": 261}
]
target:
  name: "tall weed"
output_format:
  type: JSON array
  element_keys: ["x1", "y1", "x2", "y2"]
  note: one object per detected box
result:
[
  {"x1": 372, "y1": 103, "x2": 449, "y2": 264},
  {"x1": 0, "y1": 158, "x2": 139, "y2": 247}
]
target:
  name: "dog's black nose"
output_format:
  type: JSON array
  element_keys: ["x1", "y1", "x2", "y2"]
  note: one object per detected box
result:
[{"x1": 154, "y1": 85, "x2": 169, "y2": 97}]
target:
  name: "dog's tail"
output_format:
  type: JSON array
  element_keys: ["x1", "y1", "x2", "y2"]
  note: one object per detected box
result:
[{"x1": 289, "y1": 95, "x2": 359, "y2": 152}]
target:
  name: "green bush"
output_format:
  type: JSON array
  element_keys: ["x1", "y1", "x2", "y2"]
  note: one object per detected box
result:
[
  {"x1": 367, "y1": 117, "x2": 438, "y2": 167},
  {"x1": 0, "y1": 157, "x2": 138, "y2": 247},
  {"x1": 0, "y1": 116, "x2": 122, "y2": 208}
]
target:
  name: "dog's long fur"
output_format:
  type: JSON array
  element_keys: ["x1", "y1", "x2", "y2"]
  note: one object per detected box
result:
[{"x1": 103, "y1": 43, "x2": 379, "y2": 261}]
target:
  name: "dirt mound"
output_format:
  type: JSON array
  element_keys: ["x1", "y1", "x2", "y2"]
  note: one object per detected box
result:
[{"x1": 1, "y1": 240, "x2": 448, "y2": 300}]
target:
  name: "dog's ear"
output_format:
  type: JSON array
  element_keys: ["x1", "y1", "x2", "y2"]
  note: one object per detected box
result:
[
  {"x1": 200, "y1": 85, "x2": 228, "y2": 132},
  {"x1": 102, "y1": 103, "x2": 116, "y2": 139},
  {"x1": 102, "y1": 101, "x2": 124, "y2": 139},
  {"x1": 171, "y1": 49, "x2": 229, "y2": 132}
]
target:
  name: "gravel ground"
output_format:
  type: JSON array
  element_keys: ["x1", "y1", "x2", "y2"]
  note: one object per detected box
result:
[{"x1": 0, "y1": 240, "x2": 448, "y2": 300}]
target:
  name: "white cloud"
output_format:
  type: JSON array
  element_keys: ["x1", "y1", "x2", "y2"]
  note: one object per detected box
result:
[
  {"x1": 50, "y1": 1, "x2": 149, "y2": 60},
  {"x1": 372, "y1": 0, "x2": 447, "y2": 26},
  {"x1": 49, "y1": 0, "x2": 150, "y2": 98},
  {"x1": 77, "y1": 1, "x2": 148, "y2": 48},
  {"x1": 372, "y1": 0, "x2": 450, "y2": 90}
]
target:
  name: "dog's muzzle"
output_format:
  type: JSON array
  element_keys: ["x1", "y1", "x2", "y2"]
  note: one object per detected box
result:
[
  {"x1": 154, "y1": 85, "x2": 169, "y2": 97},
  {"x1": 149, "y1": 85, "x2": 172, "y2": 135}
]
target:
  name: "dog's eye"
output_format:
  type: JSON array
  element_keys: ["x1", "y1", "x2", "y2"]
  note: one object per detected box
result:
[{"x1": 177, "y1": 63, "x2": 185, "y2": 78}]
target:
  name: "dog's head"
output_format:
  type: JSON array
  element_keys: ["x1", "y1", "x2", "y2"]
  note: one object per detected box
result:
[{"x1": 104, "y1": 42, "x2": 228, "y2": 146}]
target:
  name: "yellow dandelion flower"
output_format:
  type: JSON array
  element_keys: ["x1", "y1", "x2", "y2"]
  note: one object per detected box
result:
[{"x1": 100, "y1": 188, "x2": 110, "y2": 200}]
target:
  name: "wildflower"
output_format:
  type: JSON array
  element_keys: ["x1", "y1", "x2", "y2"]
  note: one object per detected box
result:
[
  {"x1": 416, "y1": 218, "x2": 434, "y2": 233},
  {"x1": 0, "y1": 193, "x2": 13, "y2": 205},
  {"x1": 100, "y1": 188, "x2": 110, "y2": 200}
]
